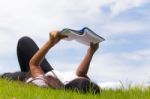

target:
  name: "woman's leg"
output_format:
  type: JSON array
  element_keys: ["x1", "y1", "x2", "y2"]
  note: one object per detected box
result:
[
  {"x1": 17, "y1": 36, "x2": 53, "y2": 73},
  {"x1": 1, "y1": 72, "x2": 28, "y2": 81}
]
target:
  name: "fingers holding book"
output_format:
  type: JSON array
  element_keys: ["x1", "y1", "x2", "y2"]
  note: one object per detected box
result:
[
  {"x1": 89, "y1": 42, "x2": 99, "y2": 53},
  {"x1": 49, "y1": 30, "x2": 68, "y2": 45}
]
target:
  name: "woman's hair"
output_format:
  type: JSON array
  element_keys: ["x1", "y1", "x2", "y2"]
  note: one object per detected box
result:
[
  {"x1": 44, "y1": 75, "x2": 64, "y2": 89},
  {"x1": 64, "y1": 78, "x2": 101, "y2": 94}
]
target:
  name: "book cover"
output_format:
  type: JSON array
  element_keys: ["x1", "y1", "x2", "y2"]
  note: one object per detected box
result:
[{"x1": 60, "y1": 27, "x2": 105, "y2": 46}]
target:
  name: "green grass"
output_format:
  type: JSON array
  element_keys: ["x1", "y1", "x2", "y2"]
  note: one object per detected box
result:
[{"x1": 0, "y1": 79, "x2": 150, "y2": 99}]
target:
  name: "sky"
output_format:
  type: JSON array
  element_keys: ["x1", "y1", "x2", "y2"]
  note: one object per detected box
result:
[{"x1": 0, "y1": 0, "x2": 150, "y2": 88}]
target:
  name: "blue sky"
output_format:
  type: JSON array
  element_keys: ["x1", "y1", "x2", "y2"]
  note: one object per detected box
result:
[{"x1": 0, "y1": 0, "x2": 150, "y2": 88}]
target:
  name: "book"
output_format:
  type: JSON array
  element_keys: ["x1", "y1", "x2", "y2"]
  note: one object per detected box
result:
[{"x1": 60, "y1": 27, "x2": 105, "y2": 46}]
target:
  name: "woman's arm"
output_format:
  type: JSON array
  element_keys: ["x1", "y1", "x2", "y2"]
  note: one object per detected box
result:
[
  {"x1": 29, "y1": 31, "x2": 67, "y2": 78},
  {"x1": 76, "y1": 43, "x2": 99, "y2": 78}
]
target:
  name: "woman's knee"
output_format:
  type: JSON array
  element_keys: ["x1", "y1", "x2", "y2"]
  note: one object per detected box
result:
[
  {"x1": 18, "y1": 36, "x2": 33, "y2": 44},
  {"x1": 17, "y1": 36, "x2": 37, "y2": 49}
]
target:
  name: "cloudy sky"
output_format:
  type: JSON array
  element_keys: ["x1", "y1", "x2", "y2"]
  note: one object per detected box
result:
[{"x1": 0, "y1": 0, "x2": 150, "y2": 88}]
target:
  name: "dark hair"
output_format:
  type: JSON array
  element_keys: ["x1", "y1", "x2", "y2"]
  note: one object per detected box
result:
[{"x1": 64, "y1": 78, "x2": 101, "y2": 94}]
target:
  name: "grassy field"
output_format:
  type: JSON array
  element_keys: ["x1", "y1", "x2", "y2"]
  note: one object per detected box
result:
[{"x1": 0, "y1": 79, "x2": 150, "y2": 99}]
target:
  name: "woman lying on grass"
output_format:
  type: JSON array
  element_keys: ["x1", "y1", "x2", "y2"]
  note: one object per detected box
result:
[{"x1": 1, "y1": 31, "x2": 100, "y2": 94}]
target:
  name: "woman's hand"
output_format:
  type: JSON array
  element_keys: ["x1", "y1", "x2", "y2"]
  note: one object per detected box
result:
[
  {"x1": 88, "y1": 43, "x2": 99, "y2": 54},
  {"x1": 49, "y1": 31, "x2": 67, "y2": 46}
]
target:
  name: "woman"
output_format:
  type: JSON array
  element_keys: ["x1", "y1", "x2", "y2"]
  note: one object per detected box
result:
[{"x1": 2, "y1": 31, "x2": 100, "y2": 94}]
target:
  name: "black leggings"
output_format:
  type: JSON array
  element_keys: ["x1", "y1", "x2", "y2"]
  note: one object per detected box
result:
[{"x1": 17, "y1": 36, "x2": 53, "y2": 73}]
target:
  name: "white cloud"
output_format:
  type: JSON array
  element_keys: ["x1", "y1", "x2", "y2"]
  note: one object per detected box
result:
[
  {"x1": 0, "y1": 0, "x2": 149, "y2": 39},
  {"x1": 101, "y1": 20, "x2": 150, "y2": 37},
  {"x1": 0, "y1": 32, "x2": 17, "y2": 54},
  {"x1": 88, "y1": 49, "x2": 150, "y2": 85},
  {"x1": 0, "y1": 59, "x2": 20, "y2": 73},
  {"x1": 110, "y1": 0, "x2": 150, "y2": 16},
  {"x1": 122, "y1": 49, "x2": 150, "y2": 61},
  {"x1": 99, "y1": 81, "x2": 122, "y2": 89}
]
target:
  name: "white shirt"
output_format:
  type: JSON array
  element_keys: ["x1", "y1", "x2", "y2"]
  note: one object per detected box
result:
[{"x1": 26, "y1": 70, "x2": 77, "y2": 87}]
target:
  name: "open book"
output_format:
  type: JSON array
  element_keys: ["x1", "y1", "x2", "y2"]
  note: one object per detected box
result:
[{"x1": 60, "y1": 27, "x2": 105, "y2": 46}]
